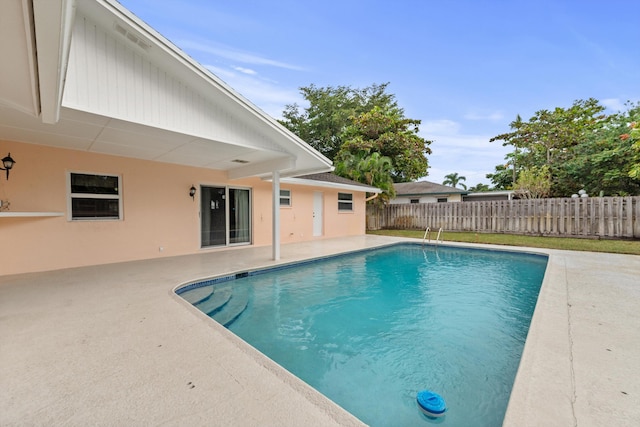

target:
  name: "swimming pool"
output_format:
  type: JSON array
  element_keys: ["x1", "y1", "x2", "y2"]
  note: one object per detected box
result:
[{"x1": 178, "y1": 243, "x2": 547, "y2": 426}]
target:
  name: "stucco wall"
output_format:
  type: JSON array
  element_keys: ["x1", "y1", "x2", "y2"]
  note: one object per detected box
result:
[{"x1": 0, "y1": 141, "x2": 366, "y2": 275}]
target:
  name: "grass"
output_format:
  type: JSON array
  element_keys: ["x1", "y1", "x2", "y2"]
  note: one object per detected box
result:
[{"x1": 367, "y1": 229, "x2": 640, "y2": 255}]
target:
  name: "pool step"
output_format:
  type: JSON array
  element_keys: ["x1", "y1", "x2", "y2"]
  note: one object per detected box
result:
[
  {"x1": 210, "y1": 285, "x2": 250, "y2": 328},
  {"x1": 180, "y1": 286, "x2": 215, "y2": 305},
  {"x1": 194, "y1": 287, "x2": 233, "y2": 316}
]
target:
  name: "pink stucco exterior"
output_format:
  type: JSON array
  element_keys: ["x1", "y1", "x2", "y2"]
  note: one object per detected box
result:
[{"x1": 0, "y1": 140, "x2": 368, "y2": 275}]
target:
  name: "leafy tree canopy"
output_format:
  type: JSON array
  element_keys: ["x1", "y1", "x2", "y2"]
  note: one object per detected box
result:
[
  {"x1": 334, "y1": 151, "x2": 395, "y2": 206},
  {"x1": 468, "y1": 183, "x2": 490, "y2": 192},
  {"x1": 513, "y1": 165, "x2": 551, "y2": 199},
  {"x1": 279, "y1": 83, "x2": 399, "y2": 160},
  {"x1": 486, "y1": 163, "x2": 514, "y2": 190},
  {"x1": 628, "y1": 121, "x2": 640, "y2": 179},
  {"x1": 336, "y1": 106, "x2": 431, "y2": 183},
  {"x1": 560, "y1": 103, "x2": 640, "y2": 196},
  {"x1": 280, "y1": 83, "x2": 433, "y2": 201},
  {"x1": 490, "y1": 99, "x2": 640, "y2": 196}
]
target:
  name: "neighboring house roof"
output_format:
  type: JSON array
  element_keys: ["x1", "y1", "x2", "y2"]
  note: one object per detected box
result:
[
  {"x1": 0, "y1": 0, "x2": 332, "y2": 179},
  {"x1": 463, "y1": 190, "x2": 515, "y2": 201},
  {"x1": 393, "y1": 181, "x2": 468, "y2": 196},
  {"x1": 281, "y1": 173, "x2": 382, "y2": 193}
]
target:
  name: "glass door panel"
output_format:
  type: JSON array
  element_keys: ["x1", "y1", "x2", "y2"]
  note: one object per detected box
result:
[
  {"x1": 201, "y1": 186, "x2": 226, "y2": 247},
  {"x1": 229, "y1": 188, "x2": 251, "y2": 244}
]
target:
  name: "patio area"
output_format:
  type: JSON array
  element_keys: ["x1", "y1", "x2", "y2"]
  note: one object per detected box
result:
[{"x1": 1, "y1": 235, "x2": 639, "y2": 426}]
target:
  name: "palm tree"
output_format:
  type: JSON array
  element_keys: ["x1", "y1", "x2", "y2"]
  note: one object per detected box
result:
[
  {"x1": 356, "y1": 152, "x2": 395, "y2": 204},
  {"x1": 468, "y1": 183, "x2": 490, "y2": 192},
  {"x1": 335, "y1": 151, "x2": 395, "y2": 204},
  {"x1": 443, "y1": 172, "x2": 467, "y2": 190}
]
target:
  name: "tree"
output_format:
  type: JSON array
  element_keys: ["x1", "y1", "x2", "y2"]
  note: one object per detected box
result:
[
  {"x1": 628, "y1": 121, "x2": 640, "y2": 179},
  {"x1": 279, "y1": 83, "x2": 399, "y2": 160},
  {"x1": 561, "y1": 103, "x2": 640, "y2": 195},
  {"x1": 486, "y1": 164, "x2": 514, "y2": 190},
  {"x1": 336, "y1": 106, "x2": 431, "y2": 182},
  {"x1": 513, "y1": 165, "x2": 551, "y2": 199},
  {"x1": 442, "y1": 172, "x2": 467, "y2": 190},
  {"x1": 468, "y1": 183, "x2": 490, "y2": 192},
  {"x1": 334, "y1": 151, "x2": 395, "y2": 205},
  {"x1": 490, "y1": 99, "x2": 608, "y2": 196}
]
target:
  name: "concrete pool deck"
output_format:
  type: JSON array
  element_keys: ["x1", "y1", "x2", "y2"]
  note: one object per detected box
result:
[{"x1": 1, "y1": 235, "x2": 639, "y2": 426}]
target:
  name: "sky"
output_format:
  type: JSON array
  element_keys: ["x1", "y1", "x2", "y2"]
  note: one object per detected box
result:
[{"x1": 118, "y1": 0, "x2": 640, "y2": 187}]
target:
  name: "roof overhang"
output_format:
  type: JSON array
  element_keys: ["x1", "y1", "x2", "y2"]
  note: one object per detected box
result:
[
  {"x1": 278, "y1": 177, "x2": 382, "y2": 193},
  {"x1": 33, "y1": 0, "x2": 75, "y2": 124},
  {"x1": 398, "y1": 191, "x2": 468, "y2": 197},
  {"x1": 0, "y1": 0, "x2": 332, "y2": 180}
]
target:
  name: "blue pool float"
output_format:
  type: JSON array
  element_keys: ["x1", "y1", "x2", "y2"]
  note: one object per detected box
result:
[{"x1": 416, "y1": 390, "x2": 446, "y2": 418}]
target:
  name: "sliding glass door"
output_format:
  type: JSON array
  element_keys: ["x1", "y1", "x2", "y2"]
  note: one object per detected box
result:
[
  {"x1": 201, "y1": 186, "x2": 251, "y2": 247},
  {"x1": 229, "y1": 188, "x2": 250, "y2": 244}
]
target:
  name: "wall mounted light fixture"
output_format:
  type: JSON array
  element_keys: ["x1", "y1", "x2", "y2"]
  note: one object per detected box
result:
[
  {"x1": 0, "y1": 153, "x2": 15, "y2": 180},
  {"x1": 189, "y1": 185, "x2": 196, "y2": 200}
]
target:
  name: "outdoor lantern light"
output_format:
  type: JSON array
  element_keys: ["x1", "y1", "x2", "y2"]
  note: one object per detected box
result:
[
  {"x1": 0, "y1": 153, "x2": 15, "y2": 180},
  {"x1": 189, "y1": 185, "x2": 196, "y2": 199}
]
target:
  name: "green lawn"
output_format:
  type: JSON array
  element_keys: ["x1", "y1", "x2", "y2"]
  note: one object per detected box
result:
[{"x1": 367, "y1": 229, "x2": 640, "y2": 255}]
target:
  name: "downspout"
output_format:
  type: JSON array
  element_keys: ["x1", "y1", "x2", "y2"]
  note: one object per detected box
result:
[
  {"x1": 365, "y1": 193, "x2": 379, "y2": 202},
  {"x1": 272, "y1": 170, "x2": 280, "y2": 260}
]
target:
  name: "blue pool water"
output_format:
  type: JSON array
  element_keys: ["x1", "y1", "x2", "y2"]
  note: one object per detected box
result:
[{"x1": 178, "y1": 244, "x2": 547, "y2": 427}]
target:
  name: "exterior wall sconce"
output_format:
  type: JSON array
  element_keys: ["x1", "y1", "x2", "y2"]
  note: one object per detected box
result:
[
  {"x1": 1, "y1": 153, "x2": 16, "y2": 180},
  {"x1": 189, "y1": 185, "x2": 196, "y2": 200}
]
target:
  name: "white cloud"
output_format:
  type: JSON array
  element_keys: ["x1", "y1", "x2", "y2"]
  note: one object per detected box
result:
[
  {"x1": 420, "y1": 119, "x2": 510, "y2": 186},
  {"x1": 233, "y1": 66, "x2": 257, "y2": 75},
  {"x1": 601, "y1": 98, "x2": 626, "y2": 112},
  {"x1": 463, "y1": 111, "x2": 504, "y2": 121},
  {"x1": 204, "y1": 64, "x2": 302, "y2": 118},
  {"x1": 179, "y1": 39, "x2": 306, "y2": 71},
  {"x1": 423, "y1": 119, "x2": 461, "y2": 135}
]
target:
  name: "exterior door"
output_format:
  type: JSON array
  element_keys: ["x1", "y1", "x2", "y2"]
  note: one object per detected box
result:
[
  {"x1": 229, "y1": 188, "x2": 251, "y2": 244},
  {"x1": 201, "y1": 186, "x2": 226, "y2": 247},
  {"x1": 313, "y1": 192, "x2": 323, "y2": 237}
]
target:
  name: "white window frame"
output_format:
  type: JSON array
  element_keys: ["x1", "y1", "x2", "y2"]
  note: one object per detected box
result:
[
  {"x1": 279, "y1": 189, "x2": 292, "y2": 207},
  {"x1": 67, "y1": 171, "x2": 123, "y2": 221},
  {"x1": 338, "y1": 192, "x2": 353, "y2": 212}
]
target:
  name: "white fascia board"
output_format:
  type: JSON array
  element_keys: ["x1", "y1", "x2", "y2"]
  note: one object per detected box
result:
[
  {"x1": 16, "y1": 0, "x2": 40, "y2": 117},
  {"x1": 33, "y1": 0, "x2": 75, "y2": 124},
  {"x1": 277, "y1": 177, "x2": 382, "y2": 194}
]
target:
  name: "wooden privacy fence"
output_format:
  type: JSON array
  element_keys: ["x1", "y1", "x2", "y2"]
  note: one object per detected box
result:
[{"x1": 366, "y1": 196, "x2": 640, "y2": 239}]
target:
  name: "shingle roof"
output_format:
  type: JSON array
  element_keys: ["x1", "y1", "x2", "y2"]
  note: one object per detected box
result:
[
  {"x1": 296, "y1": 172, "x2": 377, "y2": 190},
  {"x1": 393, "y1": 180, "x2": 467, "y2": 196}
]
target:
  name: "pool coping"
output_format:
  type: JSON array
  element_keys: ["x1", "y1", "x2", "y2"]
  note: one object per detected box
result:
[{"x1": 1, "y1": 235, "x2": 639, "y2": 426}]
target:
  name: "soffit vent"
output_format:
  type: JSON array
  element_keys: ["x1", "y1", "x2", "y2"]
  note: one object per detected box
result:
[
  {"x1": 114, "y1": 23, "x2": 151, "y2": 52},
  {"x1": 232, "y1": 159, "x2": 250, "y2": 164}
]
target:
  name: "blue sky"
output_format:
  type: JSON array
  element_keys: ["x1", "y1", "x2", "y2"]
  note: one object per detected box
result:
[{"x1": 119, "y1": 0, "x2": 640, "y2": 187}]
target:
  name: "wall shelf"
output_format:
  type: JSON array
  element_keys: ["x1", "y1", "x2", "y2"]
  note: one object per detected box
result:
[{"x1": 0, "y1": 212, "x2": 64, "y2": 218}]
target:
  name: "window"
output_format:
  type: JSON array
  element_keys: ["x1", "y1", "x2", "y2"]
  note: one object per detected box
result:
[
  {"x1": 279, "y1": 189, "x2": 291, "y2": 207},
  {"x1": 68, "y1": 172, "x2": 122, "y2": 220},
  {"x1": 437, "y1": 198, "x2": 448, "y2": 203},
  {"x1": 338, "y1": 192, "x2": 353, "y2": 211},
  {"x1": 410, "y1": 199, "x2": 420, "y2": 204}
]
